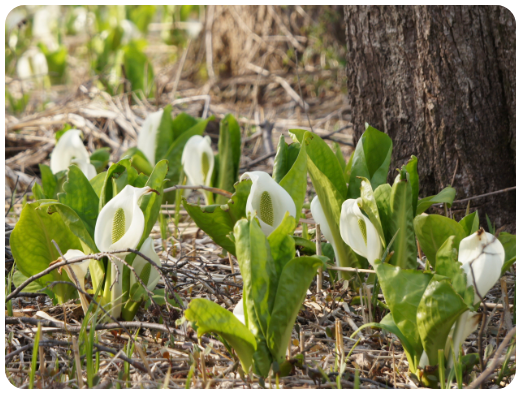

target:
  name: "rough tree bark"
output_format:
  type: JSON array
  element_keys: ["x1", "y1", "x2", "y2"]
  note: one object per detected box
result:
[{"x1": 344, "y1": 6, "x2": 515, "y2": 232}]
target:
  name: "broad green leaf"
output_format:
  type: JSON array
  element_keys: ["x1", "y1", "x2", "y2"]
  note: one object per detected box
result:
[
  {"x1": 144, "y1": 288, "x2": 182, "y2": 308},
  {"x1": 113, "y1": 165, "x2": 138, "y2": 196},
  {"x1": 90, "y1": 147, "x2": 110, "y2": 173},
  {"x1": 267, "y1": 213, "x2": 296, "y2": 276},
  {"x1": 389, "y1": 171, "x2": 417, "y2": 269},
  {"x1": 374, "y1": 184, "x2": 393, "y2": 244},
  {"x1": 185, "y1": 298, "x2": 256, "y2": 372},
  {"x1": 405, "y1": 156, "x2": 419, "y2": 216},
  {"x1": 234, "y1": 219, "x2": 277, "y2": 340},
  {"x1": 459, "y1": 211, "x2": 480, "y2": 236},
  {"x1": 332, "y1": 142, "x2": 347, "y2": 175},
  {"x1": 32, "y1": 183, "x2": 45, "y2": 200},
  {"x1": 352, "y1": 313, "x2": 417, "y2": 371},
  {"x1": 38, "y1": 202, "x2": 98, "y2": 254},
  {"x1": 90, "y1": 172, "x2": 106, "y2": 198},
  {"x1": 10, "y1": 202, "x2": 81, "y2": 303},
  {"x1": 279, "y1": 138, "x2": 307, "y2": 216},
  {"x1": 290, "y1": 129, "x2": 347, "y2": 197},
  {"x1": 129, "y1": 5, "x2": 156, "y2": 33},
  {"x1": 417, "y1": 277, "x2": 468, "y2": 367},
  {"x1": 172, "y1": 112, "x2": 198, "y2": 140},
  {"x1": 39, "y1": 164, "x2": 57, "y2": 199},
  {"x1": 290, "y1": 129, "x2": 361, "y2": 278},
  {"x1": 376, "y1": 262, "x2": 433, "y2": 367},
  {"x1": 183, "y1": 179, "x2": 252, "y2": 256},
  {"x1": 435, "y1": 236, "x2": 474, "y2": 306},
  {"x1": 358, "y1": 177, "x2": 385, "y2": 247},
  {"x1": 215, "y1": 114, "x2": 242, "y2": 204},
  {"x1": 267, "y1": 256, "x2": 322, "y2": 364},
  {"x1": 154, "y1": 105, "x2": 175, "y2": 164},
  {"x1": 498, "y1": 232, "x2": 516, "y2": 275},
  {"x1": 272, "y1": 136, "x2": 300, "y2": 183},
  {"x1": 163, "y1": 117, "x2": 213, "y2": 203},
  {"x1": 13, "y1": 270, "x2": 48, "y2": 294},
  {"x1": 99, "y1": 160, "x2": 132, "y2": 210},
  {"x1": 58, "y1": 165, "x2": 99, "y2": 237},
  {"x1": 414, "y1": 214, "x2": 466, "y2": 269},
  {"x1": 123, "y1": 42, "x2": 154, "y2": 98},
  {"x1": 416, "y1": 187, "x2": 456, "y2": 215},
  {"x1": 122, "y1": 147, "x2": 154, "y2": 175},
  {"x1": 346, "y1": 125, "x2": 392, "y2": 199}
]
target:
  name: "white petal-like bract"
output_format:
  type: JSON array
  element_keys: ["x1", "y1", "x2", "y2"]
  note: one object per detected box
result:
[
  {"x1": 240, "y1": 171, "x2": 296, "y2": 236},
  {"x1": 50, "y1": 129, "x2": 96, "y2": 179},
  {"x1": 137, "y1": 110, "x2": 164, "y2": 165},
  {"x1": 310, "y1": 195, "x2": 339, "y2": 265},
  {"x1": 130, "y1": 237, "x2": 162, "y2": 291}
]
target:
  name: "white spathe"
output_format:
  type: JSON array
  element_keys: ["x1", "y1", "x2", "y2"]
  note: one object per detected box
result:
[
  {"x1": 62, "y1": 249, "x2": 91, "y2": 314},
  {"x1": 50, "y1": 129, "x2": 97, "y2": 180},
  {"x1": 17, "y1": 48, "x2": 49, "y2": 81},
  {"x1": 181, "y1": 135, "x2": 215, "y2": 204},
  {"x1": 339, "y1": 198, "x2": 382, "y2": 265},
  {"x1": 137, "y1": 109, "x2": 164, "y2": 165},
  {"x1": 240, "y1": 171, "x2": 296, "y2": 236},
  {"x1": 95, "y1": 185, "x2": 153, "y2": 318},
  {"x1": 233, "y1": 298, "x2": 246, "y2": 325},
  {"x1": 130, "y1": 237, "x2": 162, "y2": 291},
  {"x1": 310, "y1": 195, "x2": 339, "y2": 265},
  {"x1": 459, "y1": 229, "x2": 505, "y2": 304}
]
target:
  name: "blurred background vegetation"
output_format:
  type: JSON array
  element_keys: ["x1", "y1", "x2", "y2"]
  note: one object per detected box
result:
[{"x1": 5, "y1": 5, "x2": 348, "y2": 116}]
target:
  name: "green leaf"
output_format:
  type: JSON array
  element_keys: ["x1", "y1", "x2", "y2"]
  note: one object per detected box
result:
[
  {"x1": 374, "y1": 184, "x2": 393, "y2": 244},
  {"x1": 375, "y1": 262, "x2": 433, "y2": 368},
  {"x1": 345, "y1": 125, "x2": 392, "y2": 199},
  {"x1": 129, "y1": 5, "x2": 156, "y2": 33},
  {"x1": 123, "y1": 42, "x2": 154, "y2": 98},
  {"x1": 414, "y1": 214, "x2": 466, "y2": 269},
  {"x1": 267, "y1": 256, "x2": 322, "y2": 364},
  {"x1": 13, "y1": 270, "x2": 48, "y2": 294},
  {"x1": 57, "y1": 165, "x2": 99, "y2": 237},
  {"x1": 332, "y1": 142, "x2": 347, "y2": 175},
  {"x1": 278, "y1": 138, "x2": 307, "y2": 216},
  {"x1": 272, "y1": 136, "x2": 301, "y2": 183},
  {"x1": 172, "y1": 112, "x2": 198, "y2": 140},
  {"x1": 32, "y1": 183, "x2": 45, "y2": 200},
  {"x1": 163, "y1": 117, "x2": 213, "y2": 203},
  {"x1": 139, "y1": 160, "x2": 168, "y2": 242},
  {"x1": 417, "y1": 277, "x2": 468, "y2": 367},
  {"x1": 215, "y1": 114, "x2": 242, "y2": 204},
  {"x1": 234, "y1": 218, "x2": 277, "y2": 340},
  {"x1": 90, "y1": 172, "x2": 106, "y2": 198},
  {"x1": 435, "y1": 237, "x2": 474, "y2": 306},
  {"x1": 90, "y1": 147, "x2": 111, "y2": 173},
  {"x1": 10, "y1": 202, "x2": 81, "y2": 303},
  {"x1": 498, "y1": 232, "x2": 516, "y2": 276},
  {"x1": 358, "y1": 177, "x2": 385, "y2": 247},
  {"x1": 38, "y1": 201, "x2": 98, "y2": 254},
  {"x1": 122, "y1": 147, "x2": 154, "y2": 175},
  {"x1": 405, "y1": 156, "x2": 419, "y2": 216},
  {"x1": 185, "y1": 298, "x2": 256, "y2": 372},
  {"x1": 267, "y1": 213, "x2": 296, "y2": 277},
  {"x1": 389, "y1": 172, "x2": 417, "y2": 269},
  {"x1": 416, "y1": 187, "x2": 456, "y2": 215},
  {"x1": 290, "y1": 129, "x2": 361, "y2": 278},
  {"x1": 459, "y1": 211, "x2": 480, "y2": 236},
  {"x1": 183, "y1": 179, "x2": 251, "y2": 256},
  {"x1": 99, "y1": 160, "x2": 132, "y2": 210},
  {"x1": 154, "y1": 105, "x2": 175, "y2": 164},
  {"x1": 39, "y1": 164, "x2": 58, "y2": 199}
]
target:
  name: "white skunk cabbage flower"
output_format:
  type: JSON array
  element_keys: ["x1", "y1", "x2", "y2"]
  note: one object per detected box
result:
[
  {"x1": 459, "y1": 228, "x2": 505, "y2": 304},
  {"x1": 311, "y1": 196, "x2": 339, "y2": 265},
  {"x1": 95, "y1": 185, "x2": 154, "y2": 317},
  {"x1": 17, "y1": 48, "x2": 49, "y2": 81},
  {"x1": 447, "y1": 229, "x2": 505, "y2": 365},
  {"x1": 32, "y1": 6, "x2": 59, "y2": 51},
  {"x1": 62, "y1": 249, "x2": 91, "y2": 314},
  {"x1": 137, "y1": 109, "x2": 163, "y2": 165},
  {"x1": 185, "y1": 19, "x2": 203, "y2": 38},
  {"x1": 181, "y1": 135, "x2": 215, "y2": 204},
  {"x1": 50, "y1": 129, "x2": 97, "y2": 179},
  {"x1": 130, "y1": 237, "x2": 162, "y2": 292},
  {"x1": 240, "y1": 171, "x2": 296, "y2": 236},
  {"x1": 340, "y1": 199, "x2": 382, "y2": 265},
  {"x1": 233, "y1": 298, "x2": 246, "y2": 325}
]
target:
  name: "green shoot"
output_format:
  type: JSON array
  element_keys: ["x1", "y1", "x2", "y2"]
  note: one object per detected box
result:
[
  {"x1": 438, "y1": 349, "x2": 446, "y2": 389},
  {"x1": 29, "y1": 323, "x2": 42, "y2": 389}
]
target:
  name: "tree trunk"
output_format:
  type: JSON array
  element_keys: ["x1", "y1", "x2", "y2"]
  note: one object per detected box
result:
[{"x1": 344, "y1": 5, "x2": 515, "y2": 232}]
